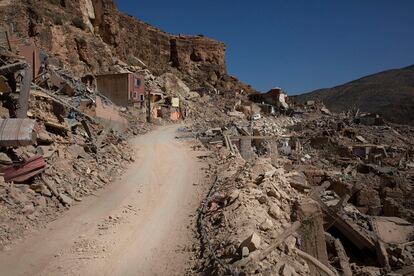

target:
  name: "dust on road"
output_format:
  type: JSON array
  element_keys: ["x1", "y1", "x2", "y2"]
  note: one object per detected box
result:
[{"x1": 0, "y1": 125, "x2": 206, "y2": 276}]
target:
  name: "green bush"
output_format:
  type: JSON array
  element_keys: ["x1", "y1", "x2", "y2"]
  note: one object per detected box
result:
[{"x1": 72, "y1": 17, "x2": 86, "y2": 30}]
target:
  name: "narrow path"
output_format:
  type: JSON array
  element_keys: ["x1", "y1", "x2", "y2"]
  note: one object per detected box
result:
[{"x1": 0, "y1": 125, "x2": 205, "y2": 276}]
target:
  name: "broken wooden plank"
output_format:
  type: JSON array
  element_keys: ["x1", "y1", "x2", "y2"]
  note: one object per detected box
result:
[
  {"x1": 232, "y1": 135, "x2": 274, "y2": 140},
  {"x1": 334, "y1": 238, "x2": 353, "y2": 276},
  {"x1": 44, "y1": 121, "x2": 69, "y2": 134},
  {"x1": 294, "y1": 248, "x2": 339, "y2": 276},
  {"x1": 81, "y1": 119, "x2": 93, "y2": 140},
  {"x1": 333, "y1": 194, "x2": 350, "y2": 211},
  {"x1": 238, "y1": 221, "x2": 301, "y2": 267},
  {"x1": 375, "y1": 239, "x2": 390, "y2": 271},
  {"x1": 0, "y1": 62, "x2": 27, "y2": 75},
  {"x1": 391, "y1": 265, "x2": 414, "y2": 276},
  {"x1": 321, "y1": 201, "x2": 376, "y2": 251},
  {"x1": 2, "y1": 155, "x2": 46, "y2": 183},
  {"x1": 16, "y1": 66, "x2": 32, "y2": 118}
]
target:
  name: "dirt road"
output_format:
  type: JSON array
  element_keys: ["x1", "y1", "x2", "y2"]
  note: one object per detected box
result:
[{"x1": 0, "y1": 125, "x2": 206, "y2": 276}]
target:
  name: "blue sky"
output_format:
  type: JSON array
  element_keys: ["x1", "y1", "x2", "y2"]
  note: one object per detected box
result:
[{"x1": 114, "y1": 0, "x2": 414, "y2": 94}]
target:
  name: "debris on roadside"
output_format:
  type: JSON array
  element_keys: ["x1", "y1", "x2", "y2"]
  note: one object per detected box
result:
[{"x1": 186, "y1": 87, "x2": 414, "y2": 275}]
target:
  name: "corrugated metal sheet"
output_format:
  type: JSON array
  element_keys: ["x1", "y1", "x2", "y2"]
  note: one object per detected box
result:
[
  {"x1": 3, "y1": 155, "x2": 46, "y2": 183},
  {"x1": 0, "y1": 119, "x2": 37, "y2": 147}
]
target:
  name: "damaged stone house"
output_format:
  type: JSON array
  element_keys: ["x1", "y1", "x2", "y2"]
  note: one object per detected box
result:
[
  {"x1": 249, "y1": 87, "x2": 290, "y2": 115},
  {"x1": 96, "y1": 72, "x2": 145, "y2": 107}
]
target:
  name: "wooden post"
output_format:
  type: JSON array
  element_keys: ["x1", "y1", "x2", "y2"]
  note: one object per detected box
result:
[
  {"x1": 146, "y1": 90, "x2": 151, "y2": 123},
  {"x1": 270, "y1": 139, "x2": 278, "y2": 167},
  {"x1": 17, "y1": 66, "x2": 32, "y2": 118}
]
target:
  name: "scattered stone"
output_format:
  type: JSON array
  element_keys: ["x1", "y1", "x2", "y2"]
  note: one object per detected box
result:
[
  {"x1": 60, "y1": 194, "x2": 73, "y2": 206},
  {"x1": 259, "y1": 218, "x2": 274, "y2": 231},
  {"x1": 241, "y1": 246, "x2": 249, "y2": 258},
  {"x1": 227, "y1": 189, "x2": 240, "y2": 205},
  {"x1": 36, "y1": 196, "x2": 47, "y2": 210},
  {"x1": 257, "y1": 195, "x2": 268, "y2": 204},
  {"x1": 0, "y1": 152, "x2": 12, "y2": 164},
  {"x1": 21, "y1": 203, "x2": 35, "y2": 215},
  {"x1": 240, "y1": 232, "x2": 261, "y2": 253},
  {"x1": 268, "y1": 204, "x2": 282, "y2": 219},
  {"x1": 37, "y1": 131, "x2": 54, "y2": 145},
  {"x1": 280, "y1": 263, "x2": 296, "y2": 276}
]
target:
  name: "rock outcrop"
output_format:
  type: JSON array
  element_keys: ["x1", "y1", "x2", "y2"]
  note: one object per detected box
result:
[{"x1": 0, "y1": 0, "x2": 254, "y2": 92}]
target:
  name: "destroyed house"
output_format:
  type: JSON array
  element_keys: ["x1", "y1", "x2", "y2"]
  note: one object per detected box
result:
[
  {"x1": 249, "y1": 87, "x2": 289, "y2": 110},
  {"x1": 96, "y1": 73, "x2": 144, "y2": 107},
  {"x1": 1, "y1": 27, "x2": 43, "y2": 79}
]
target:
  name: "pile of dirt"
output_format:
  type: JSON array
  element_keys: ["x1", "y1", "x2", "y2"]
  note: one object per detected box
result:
[{"x1": 0, "y1": 42, "x2": 155, "y2": 250}]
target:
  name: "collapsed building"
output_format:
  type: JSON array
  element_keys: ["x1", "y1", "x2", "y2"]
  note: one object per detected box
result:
[
  {"x1": 0, "y1": 24, "x2": 156, "y2": 249},
  {"x1": 186, "y1": 89, "x2": 414, "y2": 276},
  {"x1": 0, "y1": 0, "x2": 413, "y2": 275}
]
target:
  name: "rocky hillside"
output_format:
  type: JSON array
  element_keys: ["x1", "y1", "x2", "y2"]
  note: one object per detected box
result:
[
  {"x1": 294, "y1": 64, "x2": 414, "y2": 125},
  {"x1": 0, "y1": 0, "x2": 254, "y2": 92}
]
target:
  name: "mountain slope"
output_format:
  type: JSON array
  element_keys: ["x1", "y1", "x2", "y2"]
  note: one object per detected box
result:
[{"x1": 295, "y1": 65, "x2": 414, "y2": 125}]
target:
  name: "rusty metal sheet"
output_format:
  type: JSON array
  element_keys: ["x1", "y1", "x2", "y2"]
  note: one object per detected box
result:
[
  {"x1": 0, "y1": 118, "x2": 37, "y2": 147},
  {"x1": 3, "y1": 155, "x2": 46, "y2": 183}
]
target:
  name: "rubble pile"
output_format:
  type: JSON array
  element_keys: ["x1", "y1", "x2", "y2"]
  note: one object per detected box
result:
[
  {"x1": 190, "y1": 97, "x2": 414, "y2": 275},
  {"x1": 197, "y1": 150, "x2": 312, "y2": 275},
  {"x1": 0, "y1": 42, "x2": 140, "y2": 250}
]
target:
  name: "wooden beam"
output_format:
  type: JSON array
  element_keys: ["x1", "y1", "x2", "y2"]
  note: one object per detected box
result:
[
  {"x1": 237, "y1": 221, "x2": 301, "y2": 268},
  {"x1": 17, "y1": 66, "x2": 32, "y2": 118},
  {"x1": 0, "y1": 62, "x2": 27, "y2": 75},
  {"x1": 231, "y1": 135, "x2": 274, "y2": 140},
  {"x1": 294, "y1": 248, "x2": 339, "y2": 276},
  {"x1": 334, "y1": 239, "x2": 353, "y2": 276}
]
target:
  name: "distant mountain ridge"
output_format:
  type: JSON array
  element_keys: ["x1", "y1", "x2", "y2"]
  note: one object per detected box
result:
[{"x1": 294, "y1": 64, "x2": 414, "y2": 125}]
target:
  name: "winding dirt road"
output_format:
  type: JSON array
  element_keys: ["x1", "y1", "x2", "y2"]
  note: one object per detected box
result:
[{"x1": 0, "y1": 125, "x2": 205, "y2": 276}]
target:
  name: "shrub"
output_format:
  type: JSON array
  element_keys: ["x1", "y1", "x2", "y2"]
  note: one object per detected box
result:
[
  {"x1": 51, "y1": 14, "x2": 64, "y2": 25},
  {"x1": 75, "y1": 37, "x2": 87, "y2": 47},
  {"x1": 72, "y1": 17, "x2": 86, "y2": 30}
]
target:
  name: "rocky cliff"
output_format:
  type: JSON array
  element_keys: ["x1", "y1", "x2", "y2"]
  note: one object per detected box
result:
[{"x1": 0, "y1": 0, "x2": 254, "y2": 92}]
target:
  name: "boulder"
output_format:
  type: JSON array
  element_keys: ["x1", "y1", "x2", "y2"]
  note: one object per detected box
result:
[
  {"x1": 268, "y1": 204, "x2": 282, "y2": 219},
  {"x1": 37, "y1": 130, "x2": 54, "y2": 145},
  {"x1": 157, "y1": 73, "x2": 190, "y2": 97},
  {"x1": 259, "y1": 218, "x2": 274, "y2": 231},
  {"x1": 60, "y1": 194, "x2": 73, "y2": 206},
  {"x1": 241, "y1": 246, "x2": 249, "y2": 258},
  {"x1": 240, "y1": 232, "x2": 261, "y2": 253}
]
